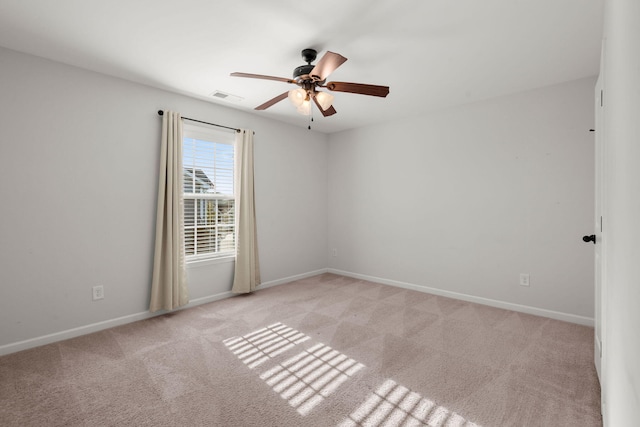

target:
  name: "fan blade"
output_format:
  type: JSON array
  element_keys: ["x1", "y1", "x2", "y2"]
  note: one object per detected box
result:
[
  {"x1": 231, "y1": 72, "x2": 294, "y2": 84},
  {"x1": 311, "y1": 94, "x2": 337, "y2": 117},
  {"x1": 325, "y1": 81, "x2": 389, "y2": 97},
  {"x1": 255, "y1": 91, "x2": 289, "y2": 110},
  {"x1": 310, "y1": 51, "x2": 347, "y2": 81},
  {"x1": 323, "y1": 82, "x2": 389, "y2": 98}
]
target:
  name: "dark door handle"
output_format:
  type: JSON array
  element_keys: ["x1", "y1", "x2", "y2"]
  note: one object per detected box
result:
[{"x1": 583, "y1": 234, "x2": 596, "y2": 244}]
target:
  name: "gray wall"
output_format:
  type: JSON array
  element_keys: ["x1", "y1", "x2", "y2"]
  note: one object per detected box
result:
[
  {"x1": 328, "y1": 77, "x2": 596, "y2": 321},
  {"x1": 0, "y1": 45, "x2": 601, "y2": 356},
  {"x1": 601, "y1": 0, "x2": 640, "y2": 424},
  {"x1": 0, "y1": 47, "x2": 329, "y2": 350}
]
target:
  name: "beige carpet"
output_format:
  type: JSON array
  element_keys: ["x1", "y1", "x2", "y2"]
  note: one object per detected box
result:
[{"x1": 0, "y1": 273, "x2": 601, "y2": 426}]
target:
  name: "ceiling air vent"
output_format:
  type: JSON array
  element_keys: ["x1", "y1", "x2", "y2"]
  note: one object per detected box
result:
[{"x1": 210, "y1": 90, "x2": 243, "y2": 103}]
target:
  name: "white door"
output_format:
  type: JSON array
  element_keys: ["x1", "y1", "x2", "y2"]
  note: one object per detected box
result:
[{"x1": 593, "y1": 73, "x2": 604, "y2": 381}]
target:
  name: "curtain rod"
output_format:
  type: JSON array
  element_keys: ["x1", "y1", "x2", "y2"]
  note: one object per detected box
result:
[{"x1": 157, "y1": 110, "x2": 240, "y2": 133}]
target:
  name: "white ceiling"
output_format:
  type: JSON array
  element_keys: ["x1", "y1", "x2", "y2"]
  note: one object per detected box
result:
[{"x1": 0, "y1": 0, "x2": 603, "y2": 133}]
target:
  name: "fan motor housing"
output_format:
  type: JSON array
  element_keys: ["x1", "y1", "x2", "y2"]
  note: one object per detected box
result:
[{"x1": 293, "y1": 64, "x2": 314, "y2": 82}]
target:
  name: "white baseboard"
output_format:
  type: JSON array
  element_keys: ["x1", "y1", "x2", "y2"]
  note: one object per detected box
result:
[
  {"x1": 1, "y1": 266, "x2": 590, "y2": 356},
  {"x1": 0, "y1": 291, "x2": 234, "y2": 356},
  {"x1": 0, "y1": 268, "x2": 328, "y2": 356},
  {"x1": 328, "y1": 268, "x2": 594, "y2": 327},
  {"x1": 258, "y1": 268, "x2": 329, "y2": 290}
]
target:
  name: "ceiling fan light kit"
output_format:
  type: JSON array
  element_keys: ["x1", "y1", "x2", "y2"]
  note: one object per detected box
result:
[
  {"x1": 287, "y1": 88, "x2": 334, "y2": 116},
  {"x1": 231, "y1": 48, "x2": 389, "y2": 121},
  {"x1": 315, "y1": 91, "x2": 334, "y2": 111},
  {"x1": 288, "y1": 88, "x2": 307, "y2": 107}
]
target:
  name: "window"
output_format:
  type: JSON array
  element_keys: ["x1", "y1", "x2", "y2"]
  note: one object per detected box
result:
[{"x1": 182, "y1": 123, "x2": 235, "y2": 261}]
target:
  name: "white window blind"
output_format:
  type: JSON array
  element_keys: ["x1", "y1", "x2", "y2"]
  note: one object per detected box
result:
[{"x1": 182, "y1": 123, "x2": 235, "y2": 261}]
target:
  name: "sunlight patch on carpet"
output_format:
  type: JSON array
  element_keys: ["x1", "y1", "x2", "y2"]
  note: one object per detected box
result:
[
  {"x1": 260, "y1": 342, "x2": 365, "y2": 415},
  {"x1": 339, "y1": 379, "x2": 481, "y2": 427},
  {"x1": 223, "y1": 322, "x2": 310, "y2": 369}
]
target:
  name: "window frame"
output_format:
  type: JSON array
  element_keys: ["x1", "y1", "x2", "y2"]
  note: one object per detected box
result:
[{"x1": 182, "y1": 122, "x2": 236, "y2": 264}]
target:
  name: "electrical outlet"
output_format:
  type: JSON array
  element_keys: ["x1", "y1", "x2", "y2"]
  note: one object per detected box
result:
[
  {"x1": 331, "y1": 248, "x2": 338, "y2": 257},
  {"x1": 519, "y1": 273, "x2": 530, "y2": 287},
  {"x1": 92, "y1": 285, "x2": 104, "y2": 300}
]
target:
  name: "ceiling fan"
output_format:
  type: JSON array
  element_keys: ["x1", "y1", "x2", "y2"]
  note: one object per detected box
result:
[{"x1": 230, "y1": 48, "x2": 389, "y2": 117}]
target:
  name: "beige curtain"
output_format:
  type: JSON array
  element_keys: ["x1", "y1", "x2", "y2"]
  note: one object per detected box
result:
[
  {"x1": 232, "y1": 129, "x2": 261, "y2": 293},
  {"x1": 150, "y1": 111, "x2": 189, "y2": 312}
]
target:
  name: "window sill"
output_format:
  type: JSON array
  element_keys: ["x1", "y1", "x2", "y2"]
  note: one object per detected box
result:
[{"x1": 186, "y1": 255, "x2": 235, "y2": 269}]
